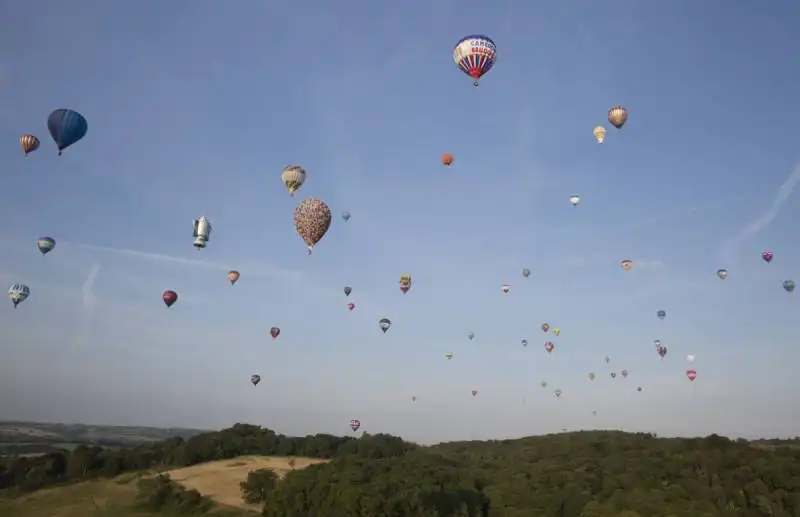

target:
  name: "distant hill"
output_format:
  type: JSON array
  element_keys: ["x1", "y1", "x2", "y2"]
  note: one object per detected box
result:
[{"x1": 0, "y1": 420, "x2": 208, "y2": 455}]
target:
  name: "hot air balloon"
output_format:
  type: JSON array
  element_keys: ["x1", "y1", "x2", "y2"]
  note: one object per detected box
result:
[
  {"x1": 717, "y1": 269, "x2": 728, "y2": 280},
  {"x1": 554, "y1": 389, "x2": 562, "y2": 399},
  {"x1": 445, "y1": 352, "x2": 453, "y2": 360},
  {"x1": 620, "y1": 259, "x2": 633, "y2": 271},
  {"x1": 686, "y1": 369, "x2": 697, "y2": 382},
  {"x1": 588, "y1": 372, "x2": 595, "y2": 381},
  {"x1": 637, "y1": 386, "x2": 642, "y2": 392},
  {"x1": 20, "y1": 135, "x2": 40, "y2": 156},
  {"x1": 569, "y1": 195, "x2": 581, "y2": 206},
  {"x1": 654, "y1": 339, "x2": 661, "y2": 348},
  {"x1": 350, "y1": 420, "x2": 360, "y2": 432},
  {"x1": 657, "y1": 310, "x2": 666, "y2": 320},
  {"x1": 47, "y1": 109, "x2": 88, "y2": 155},
  {"x1": 379, "y1": 318, "x2": 392, "y2": 333},
  {"x1": 552, "y1": 328, "x2": 561, "y2": 336},
  {"x1": 522, "y1": 268, "x2": 531, "y2": 278},
  {"x1": 453, "y1": 34, "x2": 497, "y2": 86},
  {"x1": 593, "y1": 126, "x2": 606, "y2": 144},
  {"x1": 36, "y1": 237, "x2": 55, "y2": 255},
  {"x1": 541, "y1": 323, "x2": 550, "y2": 332},
  {"x1": 783, "y1": 280, "x2": 795, "y2": 292},
  {"x1": 281, "y1": 166, "x2": 306, "y2": 196},
  {"x1": 411, "y1": 396, "x2": 417, "y2": 402},
  {"x1": 399, "y1": 274, "x2": 412, "y2": 294},
  {"x1": 605, "y1": 356, "x2": 610, "y2": 363},
  {"x1": 521, "y1": 339, "x2": 528, "y2": 347},
  {"x1": 227, "y1": 270, "x2": 240, "y2": 285},
  {"x1": 658, "y1": 346, "x2": 668, "y2": 358},
  {"x1": 544, "y1": 341, "x2": 554, "y2": 354},
  {"x1": 344, "y1": 286, "x2": 352, "y2": 296},
  {"x1": 761, "y1": 251, "x2": 773, "y2": 263},
  {"x1": 621, "y1": 369, "x2": 628, "y2": 378},
  {"x1": 8, "y1": 284, "x2": 30, "y2": 308},
  {"x1": 540, "y1": 381, "x2": 547, "y2": 388},
  {"x1": 687, "y1": 354, "x2": 696, "y2": 363},
  {"x1": 270, "y1": 327, "x2": 280, "y2": 339},
  {"x1": 162, "y1": 290, "x2": 178, "y2": 308},
  {"x1": 251, "y1": 374, "x2": 261, "y2": 386},
  {"x1": 500, "y1": 284, "x2": 511, "y2": 294},
  {"x1": 610, "y1": 372, "x2": 617, "y2": 379},
  {"x1": 342, "y1": 211, "x2": 351, "y2": 222},
  {"x1": 193, "y1": 216, "x2": 212, "y2": 249},
  {"x1": 607, "y1": 105, "x2": 628, "y2": 129},
  {"x1": 442, "y1": 153, "x2": 454, "y2": 166},
  {"x1": 347, "y1": 302, "x2": 355, "y2": 311},
  {"x1": 471, "y1": 390, "x2": 478, "y2": 396},
  {"x1": 294, "y1": 198, "x2": 332, "y2": 255},
  {"x1": 467, "y1": 332, "x2": 475, "y2": 340}
]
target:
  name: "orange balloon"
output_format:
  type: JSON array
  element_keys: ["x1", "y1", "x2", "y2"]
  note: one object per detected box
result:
[
  {"x1": 227, "y1": 270, "x2": 240, "y2": 285},
  {"x1": 441, "y1": 153, "x2": 454, "y2": 166}
]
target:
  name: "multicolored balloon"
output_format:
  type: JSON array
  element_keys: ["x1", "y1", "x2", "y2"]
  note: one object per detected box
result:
[
  {"x1": 621, "y1": 259, "x2": 633, "y2": 271},
  {"x1": 399, "y1": 274, "x2": 412, "y2": 294},
  {"x1": 47, "y1": 109, "x2": 88, "y2": 155},
  {"x1": 8, "y1": 284, "x2": 30, "y2": 308},
  {"x1": 544, "y1": 341, "x2": 554, "y2": 354},
  {"x1": 379, "y1": 318, "x2": 392, "y2": 333},
  {"x1": 607, "y1": 105, "x2": 628, "y2": 129},
  {"x1": 442, "y1": 153, "x2": 454, "y2": 166},
  {"x1": 761, "y1": 251, "x2": 773, "y2": 263},
  {"x1": 162, "y1": 290, "x2": 178, "y2": 308},
  {"x1": 20, "y1": 135, "x2": 40, "y2": 156},
  {"x1": 552, "y1": 328, "x2": 561, "y2": 336},
  {"x1": 227, "y1": 270, "x2": 240, "y2": 285},
  {"x1": 347, "y1": 302, "x2": 355, "y2": 311},
  {"x1": 281, "y1": 166, "x2": 306, "y2": 196},
  {"x1": 453, "y1": 34, "x2": 496, "y2": 86},
  {"x1": 294, "y1": 198, "x2": 332, "y2": 255},
  {"x1": 686, "y1": 369, "x2": 697, "y2": 382},
  {"x1": 541, "y1": 323, "x2": 550, "y2": 332},
  {"x1": 270, "y1": 327, "x2": 280, "y2": 339},
  {"x1": 350, "y1": 419, "x2": 360, "y2": 432},
  {"x1": 36, "y1": 237, "x2": 56, "y2": 255},
  {"x1": 593, "y1": 126, "x2": 606, "y2": 144},
  {"x1": 717, "y1": 269, "x2": 728, "y2": 280}
]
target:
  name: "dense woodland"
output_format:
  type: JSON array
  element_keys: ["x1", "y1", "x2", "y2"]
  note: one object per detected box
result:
[{"x1": 2, "y1": 423, "x2": 800, "y2": 517}]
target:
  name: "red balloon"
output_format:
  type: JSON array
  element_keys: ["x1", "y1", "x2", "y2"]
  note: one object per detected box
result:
[
  {"x1": 162, "y1": 290, "x2": 178, "y2": 308},
  {"x1": 270, "y1": 326, "x2": 280, "y2": 339}
]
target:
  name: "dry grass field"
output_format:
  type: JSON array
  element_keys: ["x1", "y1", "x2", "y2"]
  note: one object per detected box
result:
[{"x1": 166, "y1": 455, "x2": 329, "y2": 511}]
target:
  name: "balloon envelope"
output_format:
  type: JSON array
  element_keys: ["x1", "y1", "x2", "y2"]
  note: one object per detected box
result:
[
  {"x1": 162, "y1": 290, "x2": 178, "y2": 308},
  {"x1": 227, "y1": 270, "x2": 240, "y2": 285},
  {"x1": 36, "y1": 237, "x2": 56, "y2": 255},
  {"x1": 47, "y1": 109, "x2": 88, "y2": 155}
]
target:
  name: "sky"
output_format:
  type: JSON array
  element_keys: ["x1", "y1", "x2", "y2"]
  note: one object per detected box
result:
[{"x1": 0, "y1": 0, "x2": 798, "y2": 445}]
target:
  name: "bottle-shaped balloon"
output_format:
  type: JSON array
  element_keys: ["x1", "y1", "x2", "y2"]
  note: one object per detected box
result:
[{"x1": 193, "y1": 216, "x2": 212, "y2": 249}]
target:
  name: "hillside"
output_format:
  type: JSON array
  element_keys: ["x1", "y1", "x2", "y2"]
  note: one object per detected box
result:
[{"x1": 2, "y1": 424, "x2": 800, "y2": 516}]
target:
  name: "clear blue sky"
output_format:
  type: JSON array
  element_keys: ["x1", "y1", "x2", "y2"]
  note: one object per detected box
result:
[{"x1": 0, "y1": 0, "x2": 798, "y2": 444}]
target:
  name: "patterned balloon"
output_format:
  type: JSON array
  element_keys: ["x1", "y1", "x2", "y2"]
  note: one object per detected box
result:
[
  {"x1": 607, "y1": 105, "x2": 628, "y2": 129},
  {"x1": 20, "y1": 135, "x2": 40, "y2": 156},
  {"x1": 294, "y1": 198, "x2": 332, "y2": 255},
  {"x1": 453, "y1": 34, "x2": 497, "y2": 86}
]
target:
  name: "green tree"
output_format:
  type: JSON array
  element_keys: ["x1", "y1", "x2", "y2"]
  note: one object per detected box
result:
[{"x1": 240, "y1": 468, "x2": 279, "y2": 504}]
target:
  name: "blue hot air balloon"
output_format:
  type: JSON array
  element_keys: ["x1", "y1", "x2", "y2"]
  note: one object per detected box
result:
[{"x1": 47, "y1": 109, "x2": 88, "y2": 155}]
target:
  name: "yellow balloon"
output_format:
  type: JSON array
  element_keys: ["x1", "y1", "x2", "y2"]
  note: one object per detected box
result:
[{"x1": 593, "y1": 126, "x2": 606, "y2": 144}]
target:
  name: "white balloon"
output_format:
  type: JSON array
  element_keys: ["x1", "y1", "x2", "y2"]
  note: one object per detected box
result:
[
  {"x1": 687, "y1": 354, "x2": 696, "y2": 363},
  {"x1": 569, "y1": 195, "x2": 581, "y2": 206}
]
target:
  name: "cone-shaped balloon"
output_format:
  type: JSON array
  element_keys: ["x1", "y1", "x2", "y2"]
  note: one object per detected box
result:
[
  {"x1": 552, "y1": 328, "x2": 561, "y2": 336},
  {"x1": 569, "y1": 195, "x2": 581, "y2": 206},
  {"x1": 270, "y1": 327, "x2": 280, "y2": 339},
  {"x1": 588, "y1": 372, "x2": 595, "y2": 381},
  {"x1": 281, "y1": 166, "x2": 306, "y2": 196},
  {"x1": 442, "y1": 153, "x2": 454, "y2": 166},
  {"x1": 36, "y1": 237, "x2": 56, "y2": 255},
  {"x1": 607, "y1": 105, "x2": 628, "y2": 129},
  {"x1": 162, "y1": 290, "x2": 178, "y2": 308},
  {"x1": 342, "y1": 211, "x2": 351, "y2": 222},
  {"x1": 227, "y1": 270, "x2": 240, "y2": 285},
  {"x1": 47, "y1": 109, "x2": 88, "y2": 155},
  {"x1": 657, "y1": 310, "x2": 666, "y2": 320},
  {"x1": 554, "y1": 389, "x2": 562, "y2": 398},
  {"x1": 593, "y1": 126, "x2": 606, "y2": 144},
  {"x1": 501, "y1": 284, "x2": 511, "y2": 293},
  {"x1": 686, "y1": 369, "x2": 697, "y2": 382},
  {"x1": 467, "y1": 332, "x2": 474, "y2": 340},
  {"x1": 761, "y1": 251, "x2": 773, "y2": 263},
  {"x1": 294, "y1": 198, "x2": 332, "y2": 255},
  {"x1": 783, "y1": 280, "x2": 795, "y2": 292},
  {"x1": 20, "y1": 135, "x2": 40, "y2": 156},
  {"x1": 610, "y1": 372, "x2": 617, "y2": 378},
  {"x1": 717, "y1": 269, "x2": 728, "y2": 279},
  {"x1": 250, "y1": 374, "x2": 261, "y2": 386},
  {"x1": 344, "y1": 286, "x2": 352, "y2": 296},
  {"x1": 471, "y1": 390, "x2": 478, "y2": 396},
  {"x1": 379, "y1": 318, "x2": 392, "y2": 333}
]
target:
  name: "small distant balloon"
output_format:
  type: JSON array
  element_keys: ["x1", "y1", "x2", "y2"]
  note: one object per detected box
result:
[
  {"x1": 47, "y1": 109, "x2": 88, "y2": 155},
  {"x1": 342, "y1": 212, "x2": 351, "y2": 222},
  {"x1": 541, "y1": 323, "x2": 550, "y2": 333},
  {"x1": 607, "y1": 105, "x2": 628, "y2": 129},
  {"x1": 521, "y1": 339, "x2": 528, "y2": 347},
  {"x1": 522, "y1": 268, "x2": 531, "y2": 278},
  {"x1": 552, "y1": 328, "x2": 561, "y2": 336},
  {"x1": 610, "y1": 372, "x2": 617, "y2": 379},
  {"x1": 8, "y1": 284, "x2": 30, "y2": 308},
  {"x1": 227, "y1": 270, "x2": 240, "y2": 285},
  {"x1": 501, "y1": 284, "x2": 511, "y2": 294},
  {"x1": 544, "y1": 341, "x2": 554, "y2": 354},
  {"x1": 621, "y1": 369, "x2": 628, "y2": 378},
  {"x1": 379, "y1": 318, "x2": 392, "y2": 333},
  {"x1": 605, "y1": 356, "x2": 610, "y2": 363},
  {"x1": 783, "y1": 280, "x2": 795, "y2": 292},
  {"x1": 442, "y1": 153, "x2": 454, "y2": 166},
  {"x1": 350, "y1": 419, "x2": 360, "y2": 432},
  {"x1": 162, "y1": 290, "x2": 178, "y2": 308},
  {"x1": 593, "y1": 126, "x2": 606, "y2": 144},
  {"x1": 270, "y1": 327, "x2": 280, "y2": 339},
  {"x1": 467, "y1": 332, "x2": 475, "y2": 340},
  {"x1": 554, "y1": 389, "x2": 562, "y2": 399},
  {"x1": 411, "y1": 396, "x2": 417, "y2": 402},
  {"x1": 20, "y1": 135, "x2": 40, "y2": 156},
  {"x1": 344, "y1": 286, "x2": 352, "y2": 296},
  {"x1": 540, "y1": 381, "x2": 547, "y2": 388},
  {"x1": 687, "y1": 353, "x2": 696, "y2": 363},
  {"x1": 657, "y1": 310, "x2": 666, "y2": 320},
  {"x1": 761, "y1": 251, "x2": 774, "y2": 263},
  {"x1": 281, "y1": 166, "x2": 306, "y2": 196},
  {"x1": 620, "y1": 259, "x2": 633, "y2": 271},
  {"x1": 36, "y1": 237, "x2": 56, "y2": 255},
  {"x1": 588, "y1": 372, "x2": 595, "y2": 381},
  {"x1": 347, "y1": 302, "x2": 355, "y2": 311},
  {"x1": 717, "y1": 269, "x2": 728, "y2": 280},
  {"x1": 686, "y1": 369, "x2": 697, "y2": 382},
  {"x1": 637, "y1": 386, "x2": 642, "y2": 392},
  {"x1": 251, "y1": 374, "x2": 261, "y2": 386},
  {"x1": 569, "y1": 195, "x2": 581, "y2": 206},
  {"x1": 446, "y1": 352, "x2": 453, "y2": 360}
]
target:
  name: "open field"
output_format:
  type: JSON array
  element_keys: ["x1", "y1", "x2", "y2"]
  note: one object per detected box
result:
[{"x1": 166, "y1": 455, "x2": 330, "y2": 511}]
